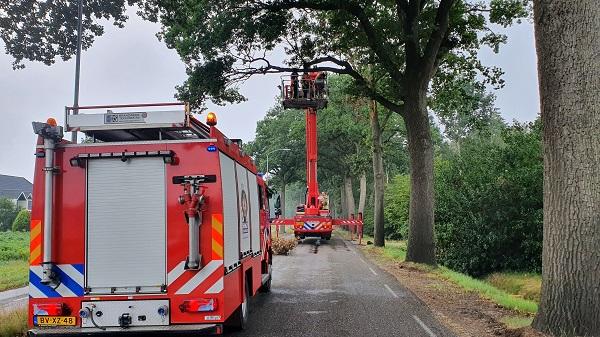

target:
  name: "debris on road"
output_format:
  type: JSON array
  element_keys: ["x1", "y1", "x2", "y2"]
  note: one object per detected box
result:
[{"x1": 272, "y1": 237, "x2": 298, "y2": 255}]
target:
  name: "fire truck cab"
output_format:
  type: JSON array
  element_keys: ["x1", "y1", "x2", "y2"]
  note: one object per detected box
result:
[{"x1": 28, "y1": 103, "x2": 272, "y2": 336}]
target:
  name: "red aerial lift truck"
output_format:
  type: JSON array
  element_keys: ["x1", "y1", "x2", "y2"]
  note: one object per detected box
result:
[
  {"x1": 28, "y1": 103, "x2": 273, "y2": 336},
  {"x1": 272, "y1": 72, "x2": 363, "y2": 241}
]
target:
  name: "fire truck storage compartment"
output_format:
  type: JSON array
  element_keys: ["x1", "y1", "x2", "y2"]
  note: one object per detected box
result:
[
  {"x1": 80, "y1": 299, "x2": 169, "y2": 328},
  {"x1": 220, "y1": 152, "x2": 261, "y2": 271},
  {"x1": 220, "y1": 152, "x2": 240, "y2": 271},
  {"x1": 248, "y1": 176, "x2": 261, "y2": 253},
  {"x1": 86, "y1": 157, "x2": 166, "y2": 294}
]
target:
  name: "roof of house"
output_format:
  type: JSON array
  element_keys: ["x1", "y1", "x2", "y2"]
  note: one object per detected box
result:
[{"x1": 0, "y1": 174, "x2": 33, "y2": 200}]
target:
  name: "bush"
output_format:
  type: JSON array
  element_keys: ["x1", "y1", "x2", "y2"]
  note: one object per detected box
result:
[
  {"x1": 0, "y1": 198, "x2": 19, "y2": 231},
  {"x1": 271, "y1": 237, "x2": 297, "y2": 255},
  {"x1": 434, "y1": 121, "x2": 543, "y2": 277},
  {"x1": 0, "y1": 231, "x2": 29, "y2": 261},
  {"x1": 12, "y1": 209, "x2": 30, "y2": 232},
  {"x1": 383, "y1": 175, "x2": 410, "y2": 240}
]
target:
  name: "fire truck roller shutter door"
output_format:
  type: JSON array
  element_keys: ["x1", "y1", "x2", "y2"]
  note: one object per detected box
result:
[
  {"x1": 86, "y1": 157, "x2": 166, "y2": 293},
  {"x1": 219, "y1": 152, "x2": 240, "y2": 270},
  {"x1": 247, "y1": 173, "x2": 261, "y2": 253},
  {"x1": 236, "y1": 164, "x2": 251, "y2": 256}
]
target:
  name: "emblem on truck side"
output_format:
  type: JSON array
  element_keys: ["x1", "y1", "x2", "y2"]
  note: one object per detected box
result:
[{"x1": 240, "y1": 189, "x2": 249, "y2": 234}]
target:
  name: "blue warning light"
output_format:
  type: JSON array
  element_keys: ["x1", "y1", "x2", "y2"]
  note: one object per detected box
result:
[{"x1": 207, "y1": 144, "x2": 217, "y2": 152}]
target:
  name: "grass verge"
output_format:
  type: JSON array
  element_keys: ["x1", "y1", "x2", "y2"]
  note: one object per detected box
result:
[
  {"x1": 358, "y1": 238, "x2": 538, "y2": 314},
  {"x1": 0, "y1": 307, "x2": 27, "y2": 337},
  {"x1": 0, "y1": 260, "x2": 29, "y2": 292},
  {"x1": 486, "y1": 272, "x2": 541, "y2": 302}
]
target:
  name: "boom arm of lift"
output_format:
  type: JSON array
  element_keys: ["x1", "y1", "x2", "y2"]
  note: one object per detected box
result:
[{"x1": 304, "y1": 108, "x2": 320, "y2": 215}]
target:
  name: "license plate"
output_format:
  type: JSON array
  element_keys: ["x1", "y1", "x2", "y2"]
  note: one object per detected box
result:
[{"x1": 34, "y1": 316, "x2": 77, "y2": 326}]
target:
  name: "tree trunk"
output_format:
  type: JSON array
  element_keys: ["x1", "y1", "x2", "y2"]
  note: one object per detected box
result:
[
  {"x1": 340, "y1": 184, "x2": 346, "y2": 219},
  {"x1": 370, "y1": 99, "x2": 385, "y2": 247},
  {"x1": 279, "y1": 182, "x2": 286, "y2": 234},
  {"x1": 404, "y1": 89, "x2": 436, "y2": 265},
  {"x1": 532, "y1": 2, "x2": 600, "y2": 335},
  {"x1": 357, "y1": 172, "x2": 367, "y2": 215},
  {"x1": 344, "y1": 175, "x2": 356, "y2": 218}
]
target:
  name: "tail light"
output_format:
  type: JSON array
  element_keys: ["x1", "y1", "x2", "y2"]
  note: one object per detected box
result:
[
  {"x1": 179, "y1": 299, "x2": 218, "y2": 313},
  {"x1": 33, "y1": 303, "x2": 66, "y2": 316}
]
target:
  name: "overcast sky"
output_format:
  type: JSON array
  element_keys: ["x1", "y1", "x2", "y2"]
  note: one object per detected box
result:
[{"x1": 0, "y1": 15, "x2": 539, "y2": 182}]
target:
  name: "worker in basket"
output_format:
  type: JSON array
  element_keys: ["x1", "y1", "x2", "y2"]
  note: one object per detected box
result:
[
  {"x1": 314, "y1": 72, "x2": 327, "y2": 98},
  {"x1": 301, "y1": 71, "x2": 311, "y2": 99},
  {"x1": 291, "y1": 70, "x2": 299, "y2": 99},
  {"x1": 318, "y1": 191, "x2": 329, "y2": 210}
]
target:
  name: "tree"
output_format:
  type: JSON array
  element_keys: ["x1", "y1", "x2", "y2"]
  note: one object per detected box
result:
[
  {"x1": 2, "y1": 0, "x2": 528, "y2": 265},
  {"x1": 12, "y1": 209, "x2": 30, "y2": 232},
  {"x1": 531, "y1": 1, "x2": 600, "y2": 335},
  {"x1": 245, "y1": 105, "x2": 305, "y2": 219},
  {"x1": 0, "y1": 198, "x2": 19, "y2": 231}
]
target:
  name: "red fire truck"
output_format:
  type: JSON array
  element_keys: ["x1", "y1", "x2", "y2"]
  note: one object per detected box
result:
[{"x1": 27, "y1": 103, "x2": 272, "y2": 336}]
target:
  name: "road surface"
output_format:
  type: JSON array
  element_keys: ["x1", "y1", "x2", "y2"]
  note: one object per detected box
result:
[
  {"x1": 0, "y1": 285, "x2": 27, "y2": 313},
  {"x1": 0, "y1": 237, "x2": 455, "y2": 337},
  {"x1": 229, "y1": 236, "x2": 455, "y2": 337}
]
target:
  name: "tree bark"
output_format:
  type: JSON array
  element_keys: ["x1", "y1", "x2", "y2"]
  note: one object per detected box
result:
[
  {"x1": 532, "y1": 1, "x2": 600, "y2": 335},
  {"x1": 370, "y1": 99, "x2": 385, "y2": 247},
  {"x1": 357, "y1": 172, "x2": 367, "y2": 215},
  {"x1": 404, "y1": 88, "x2": 436, "y2": 265},
  {"x1": 340, "y1": 184, "x2": 346, "y2": 219},
  {"x1": 344, "y1": 175, "x2": 356, "y2": 218}
]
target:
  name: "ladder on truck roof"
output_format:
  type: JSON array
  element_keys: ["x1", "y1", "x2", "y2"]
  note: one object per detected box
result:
[{"x1": 65, "y1": 102, "x2": 211, "y2": 142}]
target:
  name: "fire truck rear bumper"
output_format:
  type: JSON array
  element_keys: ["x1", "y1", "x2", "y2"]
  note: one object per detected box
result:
[
  {"x1": 294, "y1": 229, "x2": 332, "y2": 237},
  {"x1": 28, "y1": 324, "x2": 222, "y2": 337}
]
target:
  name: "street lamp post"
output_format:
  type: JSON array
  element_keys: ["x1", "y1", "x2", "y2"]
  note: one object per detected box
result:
[
  {"x1": 265, "y1": 148, "x2": 291, "y2": 180},
  {"x1": 71, "y1": 0, "x2": 83, "y2": 143}
]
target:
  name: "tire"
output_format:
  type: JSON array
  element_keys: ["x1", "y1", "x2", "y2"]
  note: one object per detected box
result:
[
  {"x1": 259, "y1": 264, "x2": 272, "y2": 293},
  {"x1": 225, "y1": 278, "x2": 250, "y2": 331}
]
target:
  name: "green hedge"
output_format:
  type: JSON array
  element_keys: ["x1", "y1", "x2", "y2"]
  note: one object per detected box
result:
[{"x1": 434, "y1": 121, "x2": 543, "y2": 276}]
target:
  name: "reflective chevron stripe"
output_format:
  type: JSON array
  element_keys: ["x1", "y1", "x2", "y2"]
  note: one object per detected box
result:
[
  {"x1": 174, "y1": 260, "x2": 223, "y2": 295},
  {"x1": 29, "y1": 264, "x2": 84, "y2": 298}
]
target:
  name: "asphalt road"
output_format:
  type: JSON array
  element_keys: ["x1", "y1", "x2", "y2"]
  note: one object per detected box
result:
[
  {"x1": 0, "y1": 285, "x2": 27, "y2": 313},
  {"x1": 0, "y1": 237, "x2": 455, "y2": 337},
  {"x1": 229, "y1": 236, "x2": 456, "y2": 337}
]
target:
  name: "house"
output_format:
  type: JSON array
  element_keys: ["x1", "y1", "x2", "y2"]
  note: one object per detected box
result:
[{"x1": 0, "y1": 174, "x2": 33, "y2": 210}]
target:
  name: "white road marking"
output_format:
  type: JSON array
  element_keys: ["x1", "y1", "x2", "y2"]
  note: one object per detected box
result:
[
  {"x1": 359, "y1": 258, "x2": 367, "y2": 264},
  {"x1": 384, "y1": 284, "x2": 399, "y2": 298},
  {"x1": 368, "y1": 267, "x2": 378, "y2": 276},
  {"x1": 412, "y1": 315, "x2": 437, "y2": 337},
  {"x1": 305, "y1": 311, "x2": 328, "y2": 314},
  {"x1": 12, "y1": 297, "x2": 27, "y2": 302}
]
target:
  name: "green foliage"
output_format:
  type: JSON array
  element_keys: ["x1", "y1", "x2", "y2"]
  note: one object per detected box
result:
[
  {"x1": 383, "y1": 175, "x2": 410, "y2": 240},
  {"x1": 0, "y1": 0, "x2": 136, "y2": 69},
  {"x1": 435, "y1": 120, "x2": 543, "y2": 277},
  {"x1": 0, "y1": 259, "x2": 29, "y2": 292},
  {"x1": 0, "y1": 231, "x2": 29, "y2": 261},
  {"x1": 12, "y1": 209, "x2": 30, "y2": 232},
  {"x1": 244, "y1": 105, "x2": 305, "y2": 189},
  {"x1": 0, "y1": 198, "x2": 19, "y2": 231}
]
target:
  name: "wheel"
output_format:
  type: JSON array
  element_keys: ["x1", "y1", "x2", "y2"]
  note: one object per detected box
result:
[
  {"x1": 259, "y1": 264, "x2": 272, "y2": 293},
  {"x1": 225, "y1": 278, "x2": 250, "y2": 331}
]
